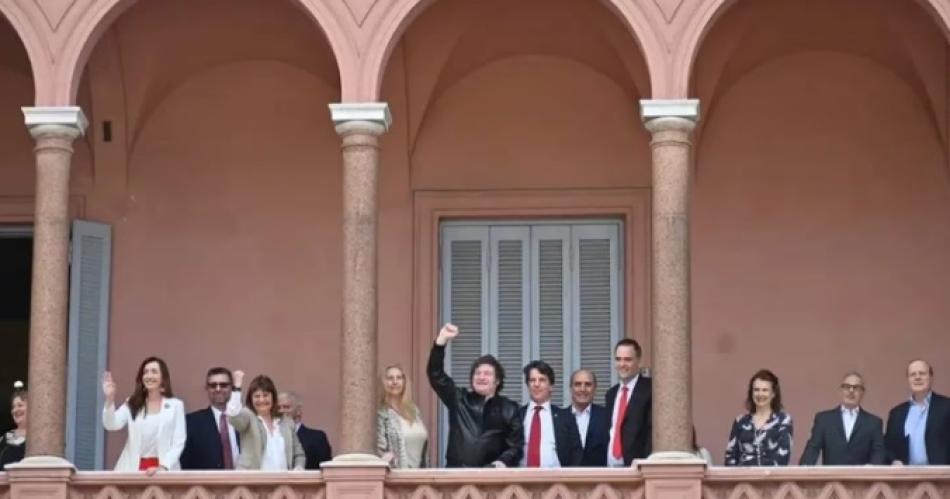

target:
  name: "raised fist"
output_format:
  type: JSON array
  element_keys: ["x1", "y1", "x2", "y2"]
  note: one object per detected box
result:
[
  {"x1": 233, "y1": 370, "x2": 245, "y2": 389},
  {"x1": 436, "y1": 323, "x2": 460, "y2": 345}
]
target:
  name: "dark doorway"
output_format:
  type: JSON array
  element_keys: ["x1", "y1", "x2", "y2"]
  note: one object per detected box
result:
[{"x1": 0, "y1": 229, "x2": 31, "y2": 432}]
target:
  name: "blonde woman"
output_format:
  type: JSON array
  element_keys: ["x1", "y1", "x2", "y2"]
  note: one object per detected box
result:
[{"x1": 377, "y1": 365, "x2": 428, "y2": 468}]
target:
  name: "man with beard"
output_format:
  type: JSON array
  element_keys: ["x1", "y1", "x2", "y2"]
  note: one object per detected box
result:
[{"x1": 180, "y1": 367, "x2": 240, "y2": 469}]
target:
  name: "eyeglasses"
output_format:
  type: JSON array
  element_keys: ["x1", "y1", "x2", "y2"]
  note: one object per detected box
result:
[
  {"x1": 841, "y1": 384, "x2": 865, "y2": 392},
  {"x1": 207, "y1": 382, "x2": 232, "y2": 389}
]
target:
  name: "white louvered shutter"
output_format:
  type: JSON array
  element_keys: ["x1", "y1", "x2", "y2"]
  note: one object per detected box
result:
[
  {"x1": 532, "y1": 226, "x2": 571, "y2": 406},
  {"x1": 489, "y1": 227, "x2": 530, "y2": 403},
  {"x1": 441, "y1": 226, "x2": 489, "y2": 387},
  {"x1": 572, "y1": 224, "x2": 622, "y2": 404},
  {"x1": 66, "y1": 220, "x2": 112, "y2": 470},
  {"x1": 438, "y1": 221, "x2": 622, "y2": 465}
]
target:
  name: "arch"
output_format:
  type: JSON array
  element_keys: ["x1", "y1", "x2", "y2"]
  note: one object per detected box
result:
[
  {"x1": 46, "y1": 0, "x2": 356, "y2": 106},
  {"x1": 0, "y1": 1, "x2": 48, "y2": 101},
  {"x1": 357, "y1": 0, "x2": 667, "y2": 101},
  {"x1": 672, "y1": 0, "x2": 950, "y2": 98}
]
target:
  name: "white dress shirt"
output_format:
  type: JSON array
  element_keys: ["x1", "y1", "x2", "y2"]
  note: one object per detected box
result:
[
  {"x1": 211, "y1": 406, "x2": 240, "y2": 463},
  {"x1": 572, "y1": 404, "x2": 591, "y2": 447},
  {"x1": 138, "y1": 413, "x2": 162, "y2": 458},
  {"x1": 608, "y1": 375, "x2": 639, "y2": 467},
  {"x1": 521, "y1": 400, "x2": 561, "y2": 468},
  {"x1": 259, "y1": 417, "x2": 288, "y2": 471},
  {"x1": 840, "y1": 405, "x2": 858, "y2": 442}
]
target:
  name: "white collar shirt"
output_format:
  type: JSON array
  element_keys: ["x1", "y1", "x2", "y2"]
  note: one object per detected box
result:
[
  {"x1": 521, "y1": 400, "x2": 561, "y2": 468},
  {"x1": 211, "y1": 406, "x2": 240, "y2": 463},
  {"x1": 572, "y1": 404, "x2": 591, "y2": 447},
  {"x1": 607, "y1": 375, "x2": 639, "y2": 467},
  {"x1": 840, "y1": 405, "x2": 859, "y2": 441}
]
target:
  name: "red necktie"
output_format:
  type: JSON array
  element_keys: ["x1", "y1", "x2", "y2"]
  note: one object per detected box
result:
[
  {"x1": 527, "y1": 406, "x2": 543, "y2": 467},
  {"x1": 219, "y1": 412, "x2": 234, "y2": 469},
  {"x1": 612, "y1": 386, "x2": 629, "y2": 460}
]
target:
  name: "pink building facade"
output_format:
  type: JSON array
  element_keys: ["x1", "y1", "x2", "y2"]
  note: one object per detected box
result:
[{"x1": 1, "y1": 0, "x2": 950, "y2": 496}]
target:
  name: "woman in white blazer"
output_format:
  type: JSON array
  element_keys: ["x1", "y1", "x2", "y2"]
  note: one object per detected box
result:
[{"x1": 102, "y1": 357, "x2": 186, "y2": 473}]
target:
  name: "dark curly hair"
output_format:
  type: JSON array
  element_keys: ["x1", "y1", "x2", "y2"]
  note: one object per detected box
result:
[{"x1": 470, "y1": 355, "x2": 505, "y2": 394}]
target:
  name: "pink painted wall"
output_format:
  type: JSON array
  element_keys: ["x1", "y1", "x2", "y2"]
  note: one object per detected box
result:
[{"x1": 693, "y1": 50, "x2": 950, "y2": 464}]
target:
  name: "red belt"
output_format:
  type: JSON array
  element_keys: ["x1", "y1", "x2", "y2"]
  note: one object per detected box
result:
[{"x1": 139, "y1": 457, "x2": 160, "y2": 471}]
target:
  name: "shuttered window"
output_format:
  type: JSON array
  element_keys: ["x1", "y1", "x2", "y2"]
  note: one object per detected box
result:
[
  {"x1": 66, "y1": 220, "x2": 112, "y2": 470},
  {"x1": 440, "y1": 220, "x2": 623, "y2": 411}
]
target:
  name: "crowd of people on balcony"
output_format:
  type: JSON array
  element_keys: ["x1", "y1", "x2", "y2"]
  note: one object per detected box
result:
[{"x1": 0, "y1": 324, "x2": 947, "y2": 472}]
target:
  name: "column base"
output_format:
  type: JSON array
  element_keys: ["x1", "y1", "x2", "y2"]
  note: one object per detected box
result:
[
  {"x1": 6, "y1": 456, "x2": 75, "y2": 499},
  {"x1": 322, "y1": 454, "x2": 388, "y2": 499},
  {"x1": 5, "y1": 455, "x2": 76, "y2": 470},
  {"x1": 638, "y1": 456, "x2": 706, "y2": 499},
  {"x1": 647, "y1": 451, "x2": 705, "y2": 461},
  {"x1": 327, "y1": 453, "x2": 388, "y2": 465}
]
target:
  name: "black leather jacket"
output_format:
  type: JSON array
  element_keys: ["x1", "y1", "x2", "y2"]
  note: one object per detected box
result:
[{"x1": 427, "y1": 343, "x2": 524, "y2": 467}]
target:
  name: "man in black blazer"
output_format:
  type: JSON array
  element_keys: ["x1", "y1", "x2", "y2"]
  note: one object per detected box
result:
[
  {"x1": 884, "y1": 359, "x2": 950, "y2": 465},
  {"x1": 277, "y1": 392, "x2": 333, "y2": 469},
  {"x1": 519, "y1": 360, "x2": 583, "y2": 467},
  {"x1": 800, "y1": 371, "x2": 885, "y2": 465},
  {"x1": 569, "y1": 369, "x2": 610, "y2": 466},
  {"x1": 605, "y1": 338, "x2": 651, "y2": 466},
  {"x1": 180, "y1": 367, "x2": 241, "y2": 469}
]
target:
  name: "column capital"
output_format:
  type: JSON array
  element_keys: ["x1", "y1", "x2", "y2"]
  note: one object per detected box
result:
[
  {"x1": 640, "y1": 99, "x2": 700, "y2": 123},
  {"x1": 22, "y1": 107, "x2": 88, "y2": 139},
  {"x1": 329, "y1": 102, "x2": 391, "y2": 133}
]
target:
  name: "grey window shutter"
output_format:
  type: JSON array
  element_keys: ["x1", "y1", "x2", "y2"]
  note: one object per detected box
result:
[
  {"x1": 572, "y1": 224, "x2": 622, "y2": 404},
  {"x1": 439, "y1": 226, "x2": 490, "y2": 465},
  {"x1": 532, "y1": 226, "x2": 571, "y2": 406},
  {"x1": 489, "y1": 227, "x2": 530, "y2": 403},
  {"x1": 441, "y1": 226, "x2": 489, "y2": 383},
  {"x1": 66, "y1": 220, "x2": 112, "y2": 470}
]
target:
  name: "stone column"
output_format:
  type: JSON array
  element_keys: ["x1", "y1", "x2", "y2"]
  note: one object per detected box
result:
[
  {"x1": 640, "y1": 99, "x2": 699, "y2": 456},
  {"x1": 21, "y1": 107, "x2": 88, "y2": 460},
  {"x1": 328, "y1": 103, "x2": 391, "y2": 459}
]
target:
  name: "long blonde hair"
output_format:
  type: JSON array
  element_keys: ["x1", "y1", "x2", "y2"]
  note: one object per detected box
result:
[{"x1": 378, "y1": 365, "x2": 418, "y2": 423}]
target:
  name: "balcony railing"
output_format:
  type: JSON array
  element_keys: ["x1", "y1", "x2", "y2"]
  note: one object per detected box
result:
[{"x1": 2, "y1": 459, "x2": 949, "y2": 498}]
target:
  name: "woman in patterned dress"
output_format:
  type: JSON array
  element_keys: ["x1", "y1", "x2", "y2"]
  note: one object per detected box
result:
[{"x1": 725, "y1": 369, "x2": 793, "y2": 466}]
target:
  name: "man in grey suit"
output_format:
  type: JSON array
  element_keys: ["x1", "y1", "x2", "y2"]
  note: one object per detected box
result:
[{"x1": 800, "y1": 371, "x2": 885, "y2": 465}]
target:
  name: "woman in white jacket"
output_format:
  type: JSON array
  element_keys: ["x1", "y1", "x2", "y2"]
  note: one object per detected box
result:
[{"x1": 102, "y1": 357, "x2": 186, "y2": 473}]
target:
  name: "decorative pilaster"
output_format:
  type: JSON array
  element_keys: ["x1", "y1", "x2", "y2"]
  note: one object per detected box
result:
[
  {"x1": 329, "y1": 102, "x2": 391, "y2": 459},
  {"x1": 640, "y1": 99, "x2": 699, "y2": 457},
  {"x1": 21, "y1": 106, "x2": 88, "y2": 461}
]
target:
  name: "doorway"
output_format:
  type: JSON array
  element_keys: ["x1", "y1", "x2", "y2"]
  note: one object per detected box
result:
[{"x1": 0, "y1": 227, "x2": 31, "y2": 431}]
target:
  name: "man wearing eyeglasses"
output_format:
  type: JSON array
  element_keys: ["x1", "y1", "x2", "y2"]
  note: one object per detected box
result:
[
  {"x1": 799, "y1": 371, "x2": 884, "y2": 465},
  {"x1": 180, "y1": 367, "x2": 241, "y2": 469}
]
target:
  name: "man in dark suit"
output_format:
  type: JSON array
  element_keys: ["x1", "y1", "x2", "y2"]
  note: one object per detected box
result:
[
  {"x1": 519, "y1": 360, "x2": 583, "y2": 467},
  {"x1": 180, "y1": 367, "x2": 240, "y2": 469},
  {"x1": 277, "y1": 391, "x2": 333, "y2": 469},
  {"x1": 800, "y1": 371, "x2": 885, "y2": 465},
  {"x1": 605, "y1": 338, "x2": 651, "y2": 466},
  {"x1": 569, "y1": 368, "x2": 610, "y2": 466},
  {"x1": 884, "y1": 359, "x2": 950, "y2": 465}
]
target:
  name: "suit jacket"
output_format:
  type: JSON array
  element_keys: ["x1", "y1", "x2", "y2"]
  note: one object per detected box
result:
[
  {"x1": 578, "y1": 404, "x2": 610, "y2": 466},
  {"x1": 518, "y1": 403, "x2": 583, "y2": 467},
  {"x1": 226, "y1": 393, "x2": 305, "y2": 470},
  {"x1": 884, "y1": 391, "x2": 950, "y2": 465},
  {"x1": 297, "y1": 423, "x2": 333, "y2": 469},
  {"x1": 799, "y1": 407, "x2": 885, "y2": 465},
  {"x1": 102, "y1": 397, "x2": 187, "y2": 471},
  {"x1": 181, "y1": 407, "x2": 241, "y2": 470},
  {"x1": 605, "y1": 376, "x2": 652, "y2": 465}
]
